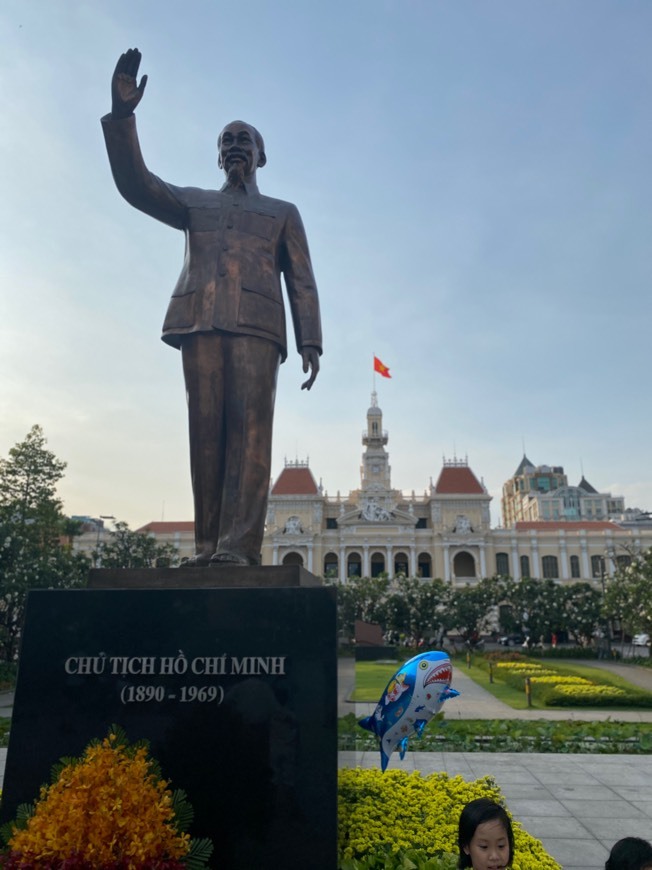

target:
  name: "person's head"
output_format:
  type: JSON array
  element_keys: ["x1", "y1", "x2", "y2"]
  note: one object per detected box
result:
[
  {"x1": 458, "y1": 798, "x2": 514, "y2": 870},
  {"x1": 605, "y1": 837, "x2": 652, "y2": 870},
  {"x1": 217, "y1": 121, "x2": 266, "y2": 184}
]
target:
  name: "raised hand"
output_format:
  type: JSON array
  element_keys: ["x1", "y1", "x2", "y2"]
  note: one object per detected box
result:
[{"x1": 111, "y1": 48, "x2": 148, "y2": 119}]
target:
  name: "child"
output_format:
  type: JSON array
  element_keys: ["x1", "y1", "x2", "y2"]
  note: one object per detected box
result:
[
  {"x1": 605, "y1": 837, "x2": 652, "y2": 870},
  {"x1": 458, "y1": 797, "x2": 514, "y2": 870}
]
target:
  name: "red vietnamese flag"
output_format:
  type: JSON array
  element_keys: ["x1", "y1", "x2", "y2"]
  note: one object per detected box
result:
[{"x1": 374, "y1": 356, "x2": 391, "y2": 378}]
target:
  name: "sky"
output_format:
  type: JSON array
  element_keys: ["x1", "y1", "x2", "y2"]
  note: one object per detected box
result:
[{"x1": 1, "y1": 0, "x2": 651, "y2": 530}]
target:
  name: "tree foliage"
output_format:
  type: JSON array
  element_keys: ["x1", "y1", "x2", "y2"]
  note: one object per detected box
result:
[
  {"x1": 330, "y1": 568, "x2": 607, "y2": 650},
  {"x1": 0, "y1": 426, "x2": 89, "y2": 661},
  {"x1": 603, "y1": 548, "x2": 652, "y2": 641},
  {"x1": 92, "y1": 521, "x2": 178, "y2": 569}
]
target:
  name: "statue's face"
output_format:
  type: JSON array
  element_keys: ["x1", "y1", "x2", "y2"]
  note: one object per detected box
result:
[{"x1": 218, "y1": 122, "x2": 264, "y2": 178}]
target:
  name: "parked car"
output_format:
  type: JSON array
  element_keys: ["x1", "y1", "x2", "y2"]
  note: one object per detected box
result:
[
  {"x1": 498, "y1": 633, "x2": 524, "y2": 647},
  {"x1": 632, "y1": 633, "x2": 650, "y2": 646}
]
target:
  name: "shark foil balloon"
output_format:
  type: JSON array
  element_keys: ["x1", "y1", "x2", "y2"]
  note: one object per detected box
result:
[{"x1": 359, "y1": 651, "x2": 460, "y2": 771}]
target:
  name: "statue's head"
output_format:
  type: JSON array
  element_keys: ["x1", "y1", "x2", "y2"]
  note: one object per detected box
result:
[{"x1": 218, "y1": 121, "x2": 266, "y2": 183}]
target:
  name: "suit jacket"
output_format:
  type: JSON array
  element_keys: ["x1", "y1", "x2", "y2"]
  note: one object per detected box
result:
[{"x1": 101, "y1": 114, "x2": 322, "y2": 361}]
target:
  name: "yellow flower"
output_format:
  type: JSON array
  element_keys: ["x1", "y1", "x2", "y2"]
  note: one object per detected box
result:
[{"x1": 8, "y1": 737, "x2": 189, "y2": 867}]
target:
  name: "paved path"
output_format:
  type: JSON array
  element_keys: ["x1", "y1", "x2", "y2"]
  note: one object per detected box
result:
[{"x1": 339, "y1": 658, "x2": 652, "y2": 869}]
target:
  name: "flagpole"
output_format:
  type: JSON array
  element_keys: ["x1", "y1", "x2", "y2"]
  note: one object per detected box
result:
[{"x1": 372, "y1": 353, "x2": 376, "y2": 392}]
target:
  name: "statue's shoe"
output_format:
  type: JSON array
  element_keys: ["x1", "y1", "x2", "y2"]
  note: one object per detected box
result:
[
  {"x1": 209, "y1": 551, "x2": 258, "y2": 566},
  {"x1": 181, "y1": 553, "x2": 212, "y2": 567}
]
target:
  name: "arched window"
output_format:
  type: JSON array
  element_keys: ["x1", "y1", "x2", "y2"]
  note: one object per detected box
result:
[
  {"x1": 542, "y1": 555, "x2": 559, "y2": 579},
  {"x1": 453, "y1": 551, "x2": 475, "y2": 578},
  {"x1": 370, "y1": 552, "x2": 385, "y2": 577},
  {"x1": 520, "y1": 555, "x2": 530, "y2": 578},
  {"x1": 394, "y1": 552, "x2": 409, "y2": 576},
  {"x1": 570, "y1": 555, "x2": 580, "y2": 578},
  {"x1": 417, "y1": 553, "x2": 432, "y2": 578},
  {"x1": 347, "y1": 552, "x2": 361, "y2": 578},
  {"x1": 323, "y1": 552, "x2": 338, "y2": 578},
  {"x1": 591, "y1": 555, "x2": 603, "y2": 578},
  {"x1": 282, "y1": 552, "x2": 303, "y2": 566},
  {"x1": 495, "y1": 552, "x2": 509, "y2": 577}
]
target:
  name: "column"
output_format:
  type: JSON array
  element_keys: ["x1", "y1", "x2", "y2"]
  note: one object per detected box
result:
[
  {"x1": 339, "y1": 544, "x2": 346, "y2": 583},
  {"x1": 410, "y1": 545, "x2": 417, "y2": 578},
  {"x1": 363, "y1": 543, "x2": 370, "y2": 577},
  {"x1": 479, "y1": 543, "x2": 487, "y2": 578},
  {"x1": 443, "y1": 544, "x2": 450, "y2": 583},
  {"x1": 307, "y1": 542, "x2": 314, "y2": 573},
  {"x1": 273, "y1": 543, "x2": 279, "y2": 566},
  {"x1": 511, "y1": 538, "x2": 520, "y2": 581},
  {"x1": 559, "y1": 531, "x2": 568, "y2": 581},
  {"x1": 580, "y1": 534, "x2": 590, "y2": 579}
]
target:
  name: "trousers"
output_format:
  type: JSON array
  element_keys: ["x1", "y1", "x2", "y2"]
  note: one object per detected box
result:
[{"x1": 181, "y1": 332, "x2": 280, "y2": 564}]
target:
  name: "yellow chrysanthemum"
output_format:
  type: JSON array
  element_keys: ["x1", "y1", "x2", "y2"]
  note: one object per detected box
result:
[{"x1": 338, "y1": 768, "x2": 561, "y2": 870}]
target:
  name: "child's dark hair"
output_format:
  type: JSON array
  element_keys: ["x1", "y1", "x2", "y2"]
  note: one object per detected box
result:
[
  {"x1": 605, "y1": 837, "x2": 652, "y2": 870},
  {"x1": 458, "y1": 797, "x2": 514, "y2": 869}
]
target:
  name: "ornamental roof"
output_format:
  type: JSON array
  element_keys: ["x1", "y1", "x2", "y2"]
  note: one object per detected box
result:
[
  {"x1": 271, "y1": 465, "x2": 320, "y2": 496},
  {"x1": 513, "y1": 454, "x2": 535, "y2": 476},
  {"x1": 137, "y1": 521, "x2": 195, "y2": 533},
  {"x1": 578, "y1": 475, "x2": 598, "y2": 494},
  {"x1": 434, "y1": 464, "x2": 485, "y2": 495}
]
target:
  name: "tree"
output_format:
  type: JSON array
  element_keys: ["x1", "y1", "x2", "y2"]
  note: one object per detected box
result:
[
  {"x1": 563, "y1": 582, "x2": 602, "y2": 646},
  {"x1": 332, "y1": 575, "x2": 390, "y2": 639},
  {"x1": 0, "y1": 426, "x2": 90, "y2": 661},
  {"x1": 499, "y1": 577, "x2": 565, "y2": 644},
  {"x1": 447, "y1": 577, "x2": 500, "y2": 641},
  {"x1": 603, "y1": 548, "x2": 652, "y2": 646},
  {"x1": 383, "y1": 576, "x2": 450, "y2": 646},
  {"x1": 92, "y1": 521, "x2": 178, "y2": 569}
]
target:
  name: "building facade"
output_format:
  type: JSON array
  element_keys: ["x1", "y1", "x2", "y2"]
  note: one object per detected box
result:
[
  {"x1": 261, "y1": 394, "x2": 651, "y2": 586},
  {"x1": 75, "y1": 393, "x2": 651, "y2": 585}
]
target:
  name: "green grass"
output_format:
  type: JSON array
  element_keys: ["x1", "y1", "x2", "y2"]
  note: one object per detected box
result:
[{"x1": 352, "y1": 661, "x2": 402, "y2": 701}]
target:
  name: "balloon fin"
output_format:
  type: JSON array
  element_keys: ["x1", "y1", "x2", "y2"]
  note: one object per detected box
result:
[
  {"x1": 380, "y1": 747, "x2": 390, "y2": 772},
  {"x1": 358, "y1": 715, "x2": 375, "y2": 733},
  {"x1": 439, "y1": 686, "x2": 460, "y2": 701},
  {"x1": 398, "y1": 736, "x2": 409, "y2": 760},
  {"x1": 413, "y1": 718, "x2": 427, "y2": 738}
]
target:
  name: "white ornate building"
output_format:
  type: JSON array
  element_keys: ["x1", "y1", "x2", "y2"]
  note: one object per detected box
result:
[
  {"x1": 259, "y1": 394, "x2": 651, "y2": 586},
  {"x1": 75, "y1": 392, "x2": 650, "y2": 585}
]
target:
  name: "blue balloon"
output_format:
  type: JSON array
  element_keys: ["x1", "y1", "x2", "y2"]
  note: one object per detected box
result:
[{"x1": 358, "y1": 651, "x2": 460, "y2": 771}]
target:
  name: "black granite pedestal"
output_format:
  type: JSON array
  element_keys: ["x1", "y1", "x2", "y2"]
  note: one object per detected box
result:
[{"x1": 0, "y1": 572, "x2": 337, "y2": 870}]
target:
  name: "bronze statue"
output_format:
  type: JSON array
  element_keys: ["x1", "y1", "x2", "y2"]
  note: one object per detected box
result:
[{"x1": 101, "y1": 49, "x2": 322, "y2": 567}]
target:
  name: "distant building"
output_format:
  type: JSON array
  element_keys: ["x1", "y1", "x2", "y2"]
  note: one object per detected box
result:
[{"x1": 501, "y1": 457, "x2": 624, "y2": 526}]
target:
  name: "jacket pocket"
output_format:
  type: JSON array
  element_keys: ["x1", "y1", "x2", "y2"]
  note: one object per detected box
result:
[{"x1": 238, "y1": 286, "x2": 283, "y2": 336}]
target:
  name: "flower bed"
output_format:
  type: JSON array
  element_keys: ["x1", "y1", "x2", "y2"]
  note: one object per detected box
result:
[
  {"x1": 338, "y1": 768, "x2": 560, "y2": 869},
  {"x1": 489, "y1": 657, "x2": 652, "y2": 707}
]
